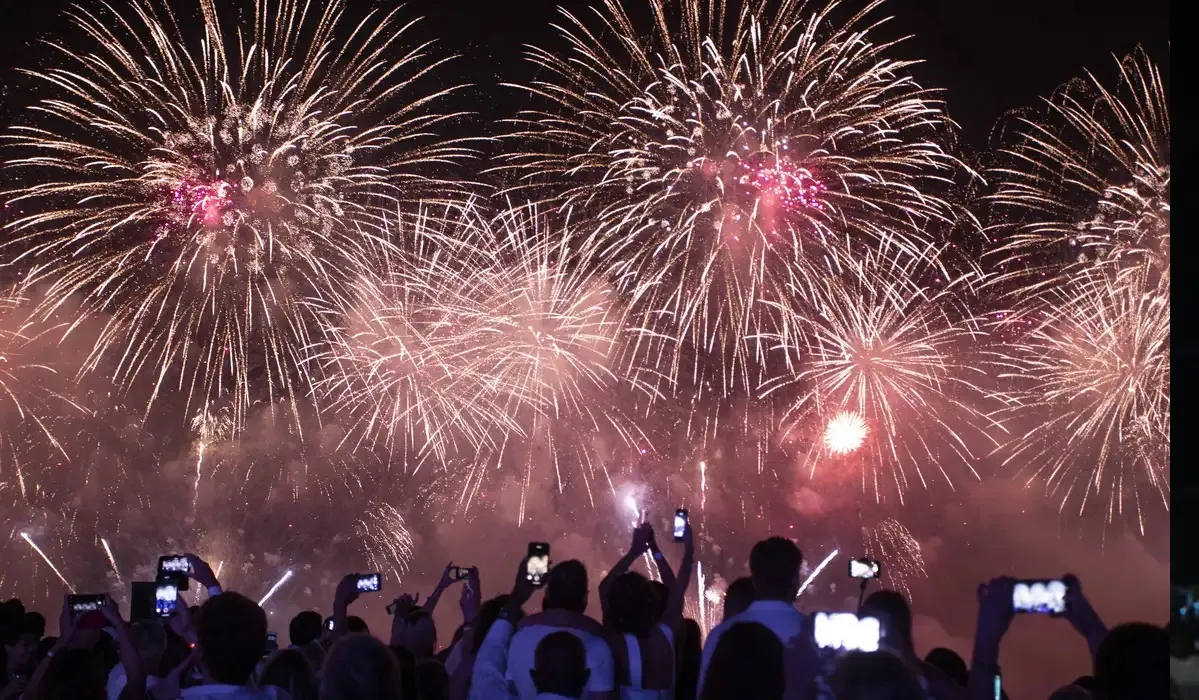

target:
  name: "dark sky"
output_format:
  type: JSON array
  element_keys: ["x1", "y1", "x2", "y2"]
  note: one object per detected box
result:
[{"x1": 0, "y1": 0, "x2": 1170, "y2": 146}]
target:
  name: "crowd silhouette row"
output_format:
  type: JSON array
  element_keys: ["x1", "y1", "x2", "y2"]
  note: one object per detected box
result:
[{"x1": 0, "y1": 521, "x2": 1175, "y2": 699}]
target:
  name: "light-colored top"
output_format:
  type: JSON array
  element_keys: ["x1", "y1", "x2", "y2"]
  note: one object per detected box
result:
[
  {"x1": 179, "y1": 683, "x2": 287, "y2": 700},
  {"x1": 507, "y1": 622, "x2": 616, "y2": 700},
  {"x1": 620, "y1": 623, "x2": 674, "y2": 700},
  {"x1": 697, "y1": 600, "x2": 806, "y2": 692},
  {"x1": 470, "y1": 619, "x2": 517, "y2": 700},
  {"x1": 106, "y1": 663, "x2": 162, "y2": 700}
]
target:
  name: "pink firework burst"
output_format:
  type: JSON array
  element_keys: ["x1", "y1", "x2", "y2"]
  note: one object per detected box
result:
[
  {"x1": 170, "y1": 177, "x2": 235, "y2": 227},
  {"x1": 741, "y1": 161, "x2": 826, "y2": 211}
]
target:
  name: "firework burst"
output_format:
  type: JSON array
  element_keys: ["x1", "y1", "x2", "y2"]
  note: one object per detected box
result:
[
  {"x1": 985, "y1": 49, "x2": 1169, "y2": 532},
  {"x1": 986, "y1": 48, "x2": 1168, "y2": 301},
  {"x1": 498, "y1": 0, "x2": 962, "y2": 399},
  {"x1": 767, "y1": 252, "x2": 995, "y2": 502},
  {"x1": 989, "y1": 274, "x2": 1168, "y2": 533},
  {"x1": 2, "y1": 0, "x2": 475, "y2": 433}
]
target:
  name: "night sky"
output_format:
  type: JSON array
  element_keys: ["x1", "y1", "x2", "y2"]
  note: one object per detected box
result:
[{"x1": 0, "y1": 0, "x2": 1176, "y2": 696}]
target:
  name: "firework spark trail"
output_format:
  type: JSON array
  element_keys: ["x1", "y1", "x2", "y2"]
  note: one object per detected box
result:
[
  {"x1": 354, "y1": 503, "x2": 416, "y2": 582},
  {"x1": 862, "y1": 518, "x2": 926, "y2": 599},
  {"x1": 766, "y1": 252, "x2": 996, "y2": 502},
  {"x1": 985, "y1": 49, "x2": 1169, "y2": 530},
  {"x1": 258, "y1": 569, "x2": 294, "y2": 607},
  {"x1": 21, "y1": 532, "x2": 74, "y2": 592},
  {"x1": 318, "y1": 204, "x2": 651, "y2": 511},
  {"x1": 498, "y1": 0, "x2": 963, "y2": 404},
  {"x1": 799, "y1": 548, "x2": 839, "y2": 596},
  {"x1": 2, "y1": 0, "x2": 476, "y2": 436},
  {"x1": 100, "y1": 537, "x2": 122, "y2": 586}
]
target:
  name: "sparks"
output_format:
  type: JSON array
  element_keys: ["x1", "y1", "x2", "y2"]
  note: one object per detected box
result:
[
  {"x1": 258, "y1": 569, "x2": 294, "y2": 607},
  {"x1": 824, "y1": 412, "x2": 868, "y2": 455},
  {"x1": 21, "y1": 532, "x2": 74, "y2": 592}
]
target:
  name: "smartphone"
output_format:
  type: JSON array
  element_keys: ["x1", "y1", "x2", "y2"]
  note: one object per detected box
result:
[
  {"x1": 158, "y1": 555, "x2": 190, "y2": 590},
  {"x1": 324, "y1": 617, "x2": 335, "y2": 632},
  {"x1": 848, "y1": 558, "x2": 881, "y2": 580},
  {"x1": 993, "y1": 671, "x2": 1002, "y2": 700},
  {"x1": 67, "y1": 594, "x2": 107, "y2": 613},
  {"x1": 155, "y1": 580, "x2": 179, "y2": 617},
  {"x1": 1012, "y1": 579, "x2": 1068, "y2": 615},
  {"x1": 266, "y1": 632, "x2": 278, "y2": 655},
  {"x1": 130, "y1": 582, "x2": 156, "y2": 623},
  {"x1": 354, "y1": 573, "x2": 381, "y2": 593},
  {"x1": 812, "y1": 612, "x2": 881, "y2": 652},
  {"x1": 673, "y1": 509, "x2": 688, "y2": 541},
  {"x1": 450, "y1": 566, "x2": 473, "y2": 581},
  {"x1": 526, "y1": 543, "x2": 550, "y2": 587}
]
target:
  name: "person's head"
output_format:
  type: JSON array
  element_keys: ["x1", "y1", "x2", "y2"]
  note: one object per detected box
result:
[
  {"x1": 398, "y1": 609, "x2": 437, "y2": 659},
  {"x1": 748, "y1": 537, "x2": 802, "y2": 601},
  {"x1": 923, "y1": 647, "x2": 967, "y2": 687},
  {"x1": 649, "y1": 581, "x2": 669, "y2": 623},
  {"x1": 1071, "y1": 676, "x2": 1096, "y2": 692},
  {"x1": 260, "y1": 648, "x2": 319, "y2": 700},
  {"x1": 829, "y1": 650, "x2": 925, "y2": 700},
  {"x1": 320, "y1": 634, "x2": 404, "y2": 700},
  {"x1": 698, "y1": 622, "x2": 784, "y2": 700},
  {"x1": 129, "y1": 621, "x2": 167, "y2": 676},
  {"x1": 289, "y1": 611, "x2": 324, "y2": 648},
  {"x1": 415, "y1": 658, "x2": 450, "y2": 700},
  {"x1": 675, "y1": 619, "x2": 703, "y2": 698},
  {"x1": 22, "y1": 611, "x2": 46, "y2": 642},
  {"x1": 35, "y1": 647, "x2": 108, "y2": 700},
  {"x1": 544, "y1": 560, "x2": 589, "y2": 614},
  {"x1": 347, "y1": 616, "x2": 370, "y2": 634},
  {"x1": 1093, "y1": 622, "x2": 1169, "y2": 700},
  {"x1": 530, "y1": 631, "x2": 590, "y2": 699},
  {"x1": 195, "y1": 591, "x2": 268, "y2": 685},
  {"x1": 0, "y1": 599, "x2": 26, "y2": 646},
  {"x1": 606, "y1": 571, "x2": 656, "y2": 638},
  {"x1": 723, "y1": 577, "x2": 757, "y2": 621},
  {"x1": 861, "y1": 590, "x2": 914, "y2": 653},
  {"x1": 471, "y1": 595, "x2": 519, "y2": 655}
]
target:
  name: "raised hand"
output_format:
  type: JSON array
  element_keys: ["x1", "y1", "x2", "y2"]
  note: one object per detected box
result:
[
  {"x1": 1062, "y1": 573, "x2": 1107, "y2": 658},
  {"x1": 335, "y1": 574, "x2": 363, "y2": 610},
  {"x1": 184, "y1": 553, "x2": 219, "y2": 590},
  {"x1": 460, "y1": 579, "x2": 480, "y2": 624},
  {"x1": 631, "y1": 522, "x2": 652, "y2": 554}
]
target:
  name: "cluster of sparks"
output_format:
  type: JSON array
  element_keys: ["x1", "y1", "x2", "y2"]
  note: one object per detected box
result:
[
  {"x1": 862, "y1": 518, "x2": 927, "y2": 600},
  {"x1": 0, "y1": 0, "x2": 1169, "y2": 603}
]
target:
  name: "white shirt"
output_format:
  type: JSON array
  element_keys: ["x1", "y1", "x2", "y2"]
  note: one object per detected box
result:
[
  {"x1": 106, "y1": 663, "x2": 162, "y2": 700},
  {"x1": 180, "y1": 683, "x2": 288, "y2": 700},
  {"x1": 471, "y1": 619, "x2": 516, "y2": 700},
  {"x1": 507, "y1": 623, "x2": 616, "y2": 699},
  {"x1": 697, "y1": 600, "x2": 806, "y2": 692}
]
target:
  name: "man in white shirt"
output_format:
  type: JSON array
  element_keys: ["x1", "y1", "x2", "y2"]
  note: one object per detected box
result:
[
  {"x1": 505, "y1": 560, "x2": 616, "y2": 700},
  {"x1": 697, "y1": 537, "x2": 806, "y2": 692}
]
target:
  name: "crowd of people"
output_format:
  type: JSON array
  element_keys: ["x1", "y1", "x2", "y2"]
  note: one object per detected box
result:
[{"x1": 0, "y1": 520, "x2": 1173, "y2": 699}]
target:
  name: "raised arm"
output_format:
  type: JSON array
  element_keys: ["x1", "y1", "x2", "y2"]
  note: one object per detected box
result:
[
  {"x1": 967, "y1": 578, "x2": 1014, "y2": 700},
  {"x1": 331, "y1": 574, "x2": 362, "y2": 642},
  {"x1": 645, "y1": 526, "x2": 676, "y2": 591},
  {"x1": 424, "y1": 562, "x2": 461, "y2": 615},
  {"x1": 100, "y1": 596, "x2": 147, "y2": 700},
  {"x1": 599, "y1": 524, "x2": 651, "y2": 624},
  {"x1": 1062, "y1": 574, "x2": 1108, "y2": 660},
  {"x1": 663, "y1": 522, "x2": 695, "y2": 631}
]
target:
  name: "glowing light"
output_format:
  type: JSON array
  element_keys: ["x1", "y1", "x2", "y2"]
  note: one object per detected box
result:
[
  {"x1": 101, "y1": 538, "x2": 122, "y2": 585},
  {"x1": 258, "y1": 569, "x2": 294, "y2": 606},
  {"x1": 21, "y1": 533, "x2": 74, "y2": 592},
  {"x1": 799, "y1": 548, "x2": 839, "y2": 596},
  {"x1": 824, "y1": 412, "x2": 868, "y2": 455}
]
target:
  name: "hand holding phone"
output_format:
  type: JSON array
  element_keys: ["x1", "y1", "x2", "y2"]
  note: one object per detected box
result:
[
  {"x1": 1012, "y1": 579, "x2": 1069, "y2": 615},
  {"x1": 849, "y1": 558, "x2": 881, "y2": 580},
  {"x1": 673, "y1": 509, "x2": 688, "y2": 542},
  {"x1": 354, "y1": 573, "x2": 381, "y2": 593},
  {"x1": 450, "y1": 566, "x2": 474, "y2": 582},
  {"x1": 526, "y1": 543, "x2": 550, "y2": 587}
]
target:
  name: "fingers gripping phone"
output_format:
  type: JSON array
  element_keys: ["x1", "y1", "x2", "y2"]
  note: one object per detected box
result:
[
  {"x1": 450, "y1": 567, "x2": 474, "y2": 581},
  {"x1": 849, "y1": 558, "x2": 881, "y2": 580},
  {"x1": 1012, "y1": 579, "x2": 1069, "y2": 615},
  {"x1": 673, "y1": 509, "x2": 688, "y2": 541},
  {"x1": 527, "y1": 543, "x2": 550, "y2": 587},
  {"x1": 812, "y1": 612, "x2": 881, "y2": 652},
  {"x1": 354, "y1": 573, "x2": 381, "y2": 593}
]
